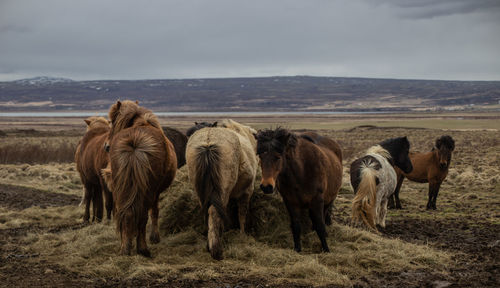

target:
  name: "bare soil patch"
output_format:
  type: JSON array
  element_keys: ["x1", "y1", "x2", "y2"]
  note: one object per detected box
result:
[{"x1": 0, "y1": 183, "x2": 80, "y2": 210}]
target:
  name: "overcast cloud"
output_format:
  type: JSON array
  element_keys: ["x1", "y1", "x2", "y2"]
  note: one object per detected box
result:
[{"x1": 0, "y1": 0, "x2": 499, "y2": 81}]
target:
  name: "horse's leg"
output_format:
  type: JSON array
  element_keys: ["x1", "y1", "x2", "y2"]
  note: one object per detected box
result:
[
  {"x1": 83, "y1": 187, "x2": 91, "y2": 223},
  {"x1": 237, "y1": 192, "x2": 250, "y2": 234},
  {"x1": 378, "y1": 198, "x2": 389, "y2": 228},
  {"x1": 137, "y1": 212, "x2": 151, "y2": 257},
  {"x1": 149, "y1": 195, "x2": 160, "y2": 244},
  {"x1": 426, "y1": 182, "x2": 434, "y2": 210},
  {"x1": 390, "y1": 175, "x2": 405, "y2": 209},
  {"x1": 284, "y1": 200, "x2": 302, "y2": 253},
  {"x1": 430, "y1": 181, "x2": 442, "y2": 210},
  {"x1": 324, "y1": 202, "x2": 333, "y2": 226},
  {"x1": 95, "y1": 185, "x2": 103, "y2": 222},
  {"x1": 119, "y1": 223, "x2": 132, "y2": 256},
  {"x1": 309, "y1": 196, "x2": 330, "y2": 252},
  {"x1": 102, "y1": 181, "x2": 113, "y2": 220}
]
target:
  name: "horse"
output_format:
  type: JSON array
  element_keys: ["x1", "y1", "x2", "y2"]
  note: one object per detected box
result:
[
  {"x1": 256, "y1": 128, "x2": 343, "y2": 253},
  {"x1": 75, "y1": 116, "x2": 113, "y2": 223},
  {"x1": 186, "y1": 119, "x2": 258, "y2": 260},
  {"x1": 101, "y1": 100, "x2": 177, "y2": 257},
  {"x1": 388, "y1": 135, "x2": 455, "y2": 210},
  {"x1": 186, "y1": 121, "x2": 217, "y2": 137},
  {"x1": 162, "y1": 126, "x2": 188, "y2": 168},
  {"x1": 350, "y1": 137, "x2": 413, "y2": 231}
]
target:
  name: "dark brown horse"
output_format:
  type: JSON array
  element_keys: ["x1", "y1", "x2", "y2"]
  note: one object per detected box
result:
[
  {"x1": 186, "y1": 121, "x2": 217, "y2": 137},
  {"x1": 102, "y1": 100, "x2": 177, "y2": 257},
  {"x1": 256, "y1": 128, "x2": 343, "y2": 252},
  {"x1": 388, "y1": 135, "x2": 455, "y2": 210},
  {"x1": 162, "y1": 126, "x2": 188, "y2": 168},
  {"x1": 75, "y1": 116, "x2": 113, "y2": 223}
]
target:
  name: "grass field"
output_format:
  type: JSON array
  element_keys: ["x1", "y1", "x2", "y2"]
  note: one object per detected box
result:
[{"x1": 0, "y1": 113, "x2": 499, "y2": 287}]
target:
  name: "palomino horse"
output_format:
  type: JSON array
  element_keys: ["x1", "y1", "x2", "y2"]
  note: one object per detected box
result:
[
  {"x1": 256, "y1": 128, "x2": 343, "y2": 253},
  {"x1": 351, "y1": 137, "x2": 413, "y2": 231},
  {"x1": 75, "y1": 116, "x2": 113, "y2": 223},
  {"x1": 162, "y1": 126, "x2": 188, "y2": 168},
  {"x1": 102, "y1": 100, "x2": 177, "y2": 257},
  {"x1": 388, "y1": 135, "x2": 455, "y2": 210},
  {"x1": 186, "y1": 119, "x2": 258, "y2": 260}
]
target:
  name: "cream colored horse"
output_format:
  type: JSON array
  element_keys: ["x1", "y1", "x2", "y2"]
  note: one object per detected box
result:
[{"x1": 186, "y1": 119, "x2": 258, "y2": 260}]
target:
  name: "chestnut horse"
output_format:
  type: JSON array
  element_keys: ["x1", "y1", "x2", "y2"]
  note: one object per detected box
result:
[
  {"x1": 256, "y1": 128, "x2": 342, "y2": 253},
  {"x1": 102, "y1": 100, "x2": 177, "y2": 257},
  {"x1": 350, "y1": 137, "x2": 413, "y2": 231},
  {"x1": 75, "y1": 116, "x2": 113, "y2": 223},
  {"x1": 186, "y1": 119, "x2": 258, "y2": 260},
  {"x1": 388, "y1": 135, "x2": 455, "y2": 210}
]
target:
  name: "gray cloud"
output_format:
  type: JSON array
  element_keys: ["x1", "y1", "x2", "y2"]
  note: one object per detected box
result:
[{"x1": 0, "y1": 0, "x2": 499, "y2": 81}]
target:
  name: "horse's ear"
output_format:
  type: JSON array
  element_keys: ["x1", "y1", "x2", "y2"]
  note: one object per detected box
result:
[
  {"x1": 116, "y1": 101, "x2": 121, "y2": 109},
  {"x1": 135, "y1": 100, "x2": 139, "y2": 104},
  {"x1": 195, "y1": 122, "x2": 199, "y2": 125},
  {"x1": 212, "y1": 121, "x2": 218, "y2": 127},
  {"x1": 84, "y1": 119, "x2": 91, "y2": 126}
]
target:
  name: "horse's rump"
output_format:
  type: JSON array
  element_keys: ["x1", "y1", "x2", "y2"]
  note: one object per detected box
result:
[
  {"x1": 351, "y1": 156, "x2": 379, "y2": 229},
  {"x1": 110, "y1": 126, "x2": 166, "y2": 236}
]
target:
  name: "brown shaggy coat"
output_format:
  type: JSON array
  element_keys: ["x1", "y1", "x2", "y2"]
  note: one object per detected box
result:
[
  {"x1": 75, "y1": 116, "x2": 113, "y2": 222},
  {"x1": 102, "y1": 100, "x2": 177, "y2": 257},
  {"x1": 257, "y1": 129, "x2": 343, "y2": 253}
]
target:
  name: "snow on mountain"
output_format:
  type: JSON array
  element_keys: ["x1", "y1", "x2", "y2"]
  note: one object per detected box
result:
[{"x1": 14, "y1": 76, "x2": 75, "y2": 85}]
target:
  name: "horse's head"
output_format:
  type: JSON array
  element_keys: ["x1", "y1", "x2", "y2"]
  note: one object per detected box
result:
[
  {"x1": 380, "y1": 136, "x2": 413, "y2": 174},
  {"x1": 84, "y1": 116, "x2": 109, "y2": 131},
  {"x1": 435, "y1": 135, "x2": 455, "y2": 170},
  {"x1": 255, "y1": 128, "x2": 297, "y2": 194},
  {"x1": 104, "y1": 100, "x2": 144, "y2": 151},
  {"x1": 186, "y1": 121, "x2": 217, "y2": 137}
]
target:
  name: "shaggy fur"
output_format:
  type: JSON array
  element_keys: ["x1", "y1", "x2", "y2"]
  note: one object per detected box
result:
[
  {"x1": 162, "y1": 126, "x2": 188, "y2": 168},
  {"x1": 75, "y1": 116, "x2": 113, "y2": 223},
  {"x1": 102, "y1": 100, "x2": 177, "y2": 257},
  {"x1": 351, "y1": 137, "x2": 412, "y2": 231},
  {"x1": 256, "y1": 128, "x2": 343, "y2": 253},
  {"x1": 389, "y1": 135, "x2": 455, "y2": 210},
  {"x1": 186, "y1": 119, "x2": 258, "y2": 260}
]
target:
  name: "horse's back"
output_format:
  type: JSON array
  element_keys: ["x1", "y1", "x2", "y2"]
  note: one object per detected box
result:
[{"x1": 300, "y1": 132, "x2": 342, "y2": 163}]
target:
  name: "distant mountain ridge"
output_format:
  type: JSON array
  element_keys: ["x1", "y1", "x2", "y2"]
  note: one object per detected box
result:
[{"x1": 1, "y1": 76, "x2": 499, "y2": 112}]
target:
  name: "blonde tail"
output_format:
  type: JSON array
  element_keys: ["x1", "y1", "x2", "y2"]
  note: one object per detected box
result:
[{"x1": 352, "y1": 163, "x2": 378, "y2": 230}]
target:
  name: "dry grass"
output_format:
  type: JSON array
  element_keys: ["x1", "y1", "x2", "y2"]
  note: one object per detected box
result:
[
  {"x1": 1, "y1": 120, "x2": 499, "y2": 286},
  {"x1": 0, "y1": 136, "x2": 79, "y2": 164}
]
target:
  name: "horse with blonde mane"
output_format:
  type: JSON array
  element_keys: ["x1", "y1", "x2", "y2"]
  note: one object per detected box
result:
[
  {"x1": 102, "y1": 100, "x2": 177, "y2": 257},
  {"x1": 350, "y1": 137, "x2": 413, "y2": 231},
  {"x1": 75, "y1": 116, "x2": 113, "y2": 223},
  {"x1": 186, "y1": 119, "x2": 258, "y2": 260}
]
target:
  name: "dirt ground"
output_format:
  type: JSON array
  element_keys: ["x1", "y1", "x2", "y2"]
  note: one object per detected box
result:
[{"x1": 0, "y1": 117, "x2": 499, "y2": 287}]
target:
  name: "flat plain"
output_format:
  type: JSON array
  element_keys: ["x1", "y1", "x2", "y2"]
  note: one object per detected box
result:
[{"x1": 0, "y1": 112, "x2": 499, "y2": 287}]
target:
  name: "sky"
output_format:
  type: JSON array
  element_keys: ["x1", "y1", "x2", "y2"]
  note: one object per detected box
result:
[{"x1": 0, "y1": 0, "x2": 499, "y2": 81}]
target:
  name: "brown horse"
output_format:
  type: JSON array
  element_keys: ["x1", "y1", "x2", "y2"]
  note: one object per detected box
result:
[
  {"x1": 75, "y1": 116, "x2": 113, "y2": 223},
  {"x1": 256, "y1": 128, "x2": 343, "y2": 252},
  {"x1": 101, "y1": 100, "x2": 177, "y2": 257},
  {"x1": 162, "y1": 126, "x2": 188, "y2": 168},
  {"x1": 388, "y1": 135, "x2": 455, "y2": 210}
]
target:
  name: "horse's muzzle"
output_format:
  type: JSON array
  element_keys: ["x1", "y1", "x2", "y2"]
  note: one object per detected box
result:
[
  {"x1": 260, "y1": 184, "x2": 274, "y2": 194},
  {"x1": 439, "y1": 163, "x2": 447, "y2": 169}
]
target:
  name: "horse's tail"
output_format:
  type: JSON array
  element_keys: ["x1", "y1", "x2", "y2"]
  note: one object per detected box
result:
[
  {"x1": 352, "y1": 161, "x2": 378, "y2": 230},
  {"x1": 111, "y1": 130, "x2": 158, "y2": 239},
  {"x1": 193, "y1": 143, "x2": 228, "y2": 260}
]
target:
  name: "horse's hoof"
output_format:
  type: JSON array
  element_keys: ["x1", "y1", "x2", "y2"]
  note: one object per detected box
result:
[
  {"x1": 149, "y1": 233, "x2": 160, "y2": 244},
  {"x1": 294, "y1": 246, "x2": 302, "y2": 253},
  {"x1": 322, "y1": 247, "x2": 330, "y2": 253},
  {"x1": 138, "y1": 248, "x2": 152, "y2": 258}
]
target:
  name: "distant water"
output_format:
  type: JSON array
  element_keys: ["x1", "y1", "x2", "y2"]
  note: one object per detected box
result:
[{"x1": 0, "y1": 111, "x2": 393, "y2": 117}]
